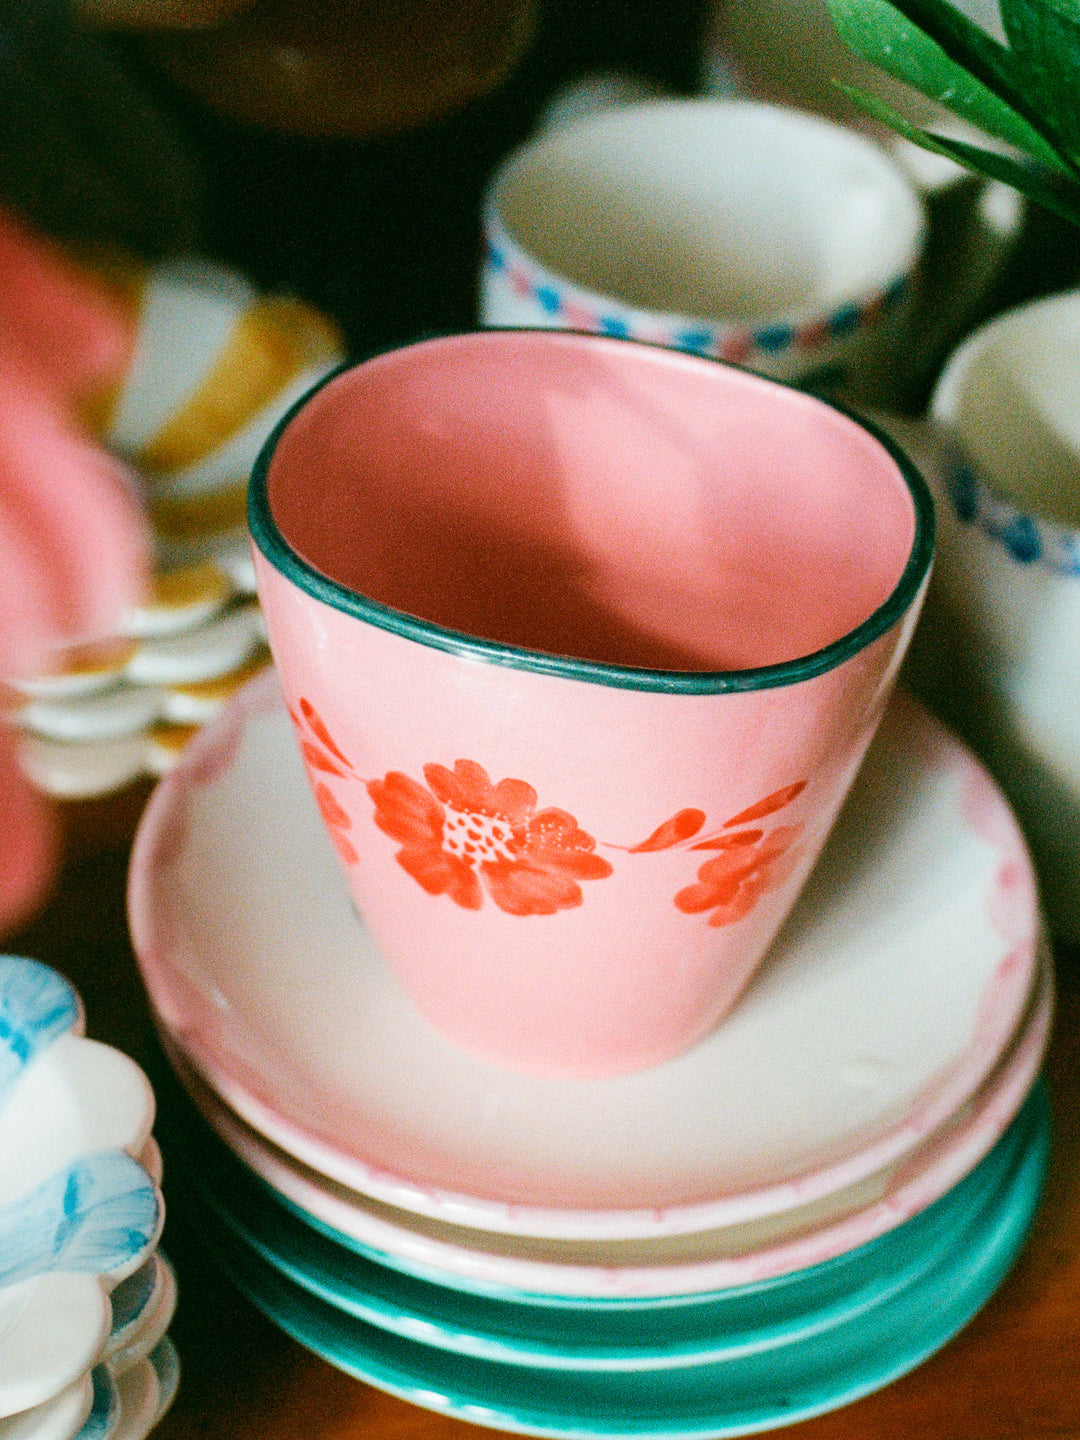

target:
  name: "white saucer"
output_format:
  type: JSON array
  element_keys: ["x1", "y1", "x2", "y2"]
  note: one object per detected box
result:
[
  {"x1": 102, "y1": 1255, "x2": 177, "y2": 1377},
  {"x1": 0, "y1": 1375, "x2": 94, "y2": 1440},
  {"x1": 129, "y1": 670, "x2": 1044, "y2": 1241},
  {"x1": 162, "y1": 950, "x2": 1050, "y2": 1300}
]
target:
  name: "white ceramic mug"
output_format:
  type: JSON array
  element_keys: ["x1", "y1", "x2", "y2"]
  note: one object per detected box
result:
[
  {"x1": 892, "y1": 290, "x2": 1080, "y2": 941},
  {"x1": 479, "y1": 98, "x2": 925, "y2": 393}
]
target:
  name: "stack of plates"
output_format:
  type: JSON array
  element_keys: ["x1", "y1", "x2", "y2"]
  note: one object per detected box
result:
[
  {"x1": 9, "y1": 555, "x2": 269, "y2": 800},
  {"x1": 129, "y1": 669, "x2": 1052, "y2": 1437},
  {"x1": 0, "y1": 956, "x2": 178, "y2": 1440},
  {"x1": 8, "y1": 254, "x2": 344, "y2": 801}
]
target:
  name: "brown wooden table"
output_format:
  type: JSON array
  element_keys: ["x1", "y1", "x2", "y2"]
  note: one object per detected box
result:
[{"x1": 10, "y1": 791, "x2": 1080, "y2": 1440}]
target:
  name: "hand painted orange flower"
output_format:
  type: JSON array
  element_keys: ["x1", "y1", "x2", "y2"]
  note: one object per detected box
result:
[
  {"x1": 674, "y1": 823, "x2": 803, "y2": 927},
  {"x1": 366, "y1": 759, "x2": 613, "y2": 916}
]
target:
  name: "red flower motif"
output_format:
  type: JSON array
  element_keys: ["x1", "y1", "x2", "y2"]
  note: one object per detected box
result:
[
  {"x1": 674, "y1": 824, "x2": 804, "y2": 928},
  {"x1": 366, "y1": 759, "x2": 613, "y2": 916}
]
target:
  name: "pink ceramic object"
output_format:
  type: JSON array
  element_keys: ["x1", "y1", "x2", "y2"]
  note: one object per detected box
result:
[
  {"x1": 127, "y1": 674, "x2": 1043, "y2": 1238},
  {"x1": 248, "y1": 331, "x2": 933, "y2": 1077},
  {"x1": 164, "y1": 952, "x2": 1051, "y2": 1299},
  {"x1": 0, "y1": 210, "x2": 150, "y2": 933}
]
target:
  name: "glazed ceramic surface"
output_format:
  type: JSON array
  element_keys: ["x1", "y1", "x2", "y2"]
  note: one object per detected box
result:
[
  {"x1": 154, "y1": 945, "x2": 1052, "y2": 1301},
  {"x1": 69, "y1": 1369, "x2": 116, "y2": 1440},
  {"x1": 0, "y1": 1258, "x2": 178, "y2": 1440},
  {"x1": 130, "y1": 670, "x2": 1040, "y2": 1238},
  {"x1": 98, "y1": 1340, "x2": 178, "y2": 1440},
  {"x1": 480, "y1": 99, "x2": 925, "y2": 388},
  {"x1": 0, "y1": 1278, "x2": 110, "y2": 1423},
  {"x1": 12, "y1": 601, "x2": 269, "y2": 800},
  {"x1": 0, "y1": 959, "x2": 163, "y2": 1420},
  {"x1": 92, "y1": 253, "x2": 344, "y2": 567},
  {"x1": 65, "y1": 1339, "x2": 179, "y2": 1440},
  {"x1": 248, "y1": 329, "x2": 934, "y2": 1076},
  {"x1": 9, "y1": 251, "x2": 341, "y2": 802},
  {"x1": 102, "y1": 1255, "x2": 177, "y2": 1377},
  {"x1": 907, "y1": 289, "x2": 1080, "y2": 943},
  {"x1": 159, "y1": 1013, "x2": 1049, "y2": 1346},
  {"x1": 179, "y1": 1085, "x2": 1050, "y2": 1436},
  {"x1": 0, "y1": 1376, "x2": 94, "y2": 1440}
]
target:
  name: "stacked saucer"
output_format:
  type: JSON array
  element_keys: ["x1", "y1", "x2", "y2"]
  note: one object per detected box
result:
[
  {"x1": 8, "y1": 253, "x2": 344, "y2": 801},
  {"x1": 130, "y1": 668, "x2": 1052, "y2": 1436},
  {"x1": 9, "y1": 555, "x2": 269, "y2": 800},
  {"x1": 0, "y1": 956, "x2": 178, "y2": 1440}
]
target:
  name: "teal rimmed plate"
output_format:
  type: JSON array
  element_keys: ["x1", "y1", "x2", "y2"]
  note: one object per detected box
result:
[{"x1": 167, "y1": 1082, "x2": 1049, "y2": 1432}]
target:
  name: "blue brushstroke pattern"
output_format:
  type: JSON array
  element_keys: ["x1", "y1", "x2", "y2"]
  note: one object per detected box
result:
[
  {"x1": 0, "y1": 957, "x2": 80, "y2": 1106},
  {"x1": 73, "y1": 1366, "x2": 119, "y2": 1440},
  {"x1": 0, "y1": 1151, "x2": 160, "y2": 1289}
]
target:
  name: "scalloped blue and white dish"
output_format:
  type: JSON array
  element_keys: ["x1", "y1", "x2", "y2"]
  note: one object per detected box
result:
[
  {"x1": 0, "y1": 957, "x2": 178, "y2": 1437},
  {"x1": 66, "y1": 1337, "x2": 179, "y2": 1440}
]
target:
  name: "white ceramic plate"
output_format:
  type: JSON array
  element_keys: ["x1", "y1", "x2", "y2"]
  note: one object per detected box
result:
[
  {"x1": 0, "y1": 1277, "x2": 109, "y2": 1420},
  {"x1": 184, "y1": 1090, "x2": 1050, "y2": 1436},
  {"x1": 161, "y1": 949, "x2": 1051, "y2": 1300},
  {"x1": 103, "y1": 1255, "x2": 177, "y2": 1376},
  {"x1": 0, "y1": 1039, "x2": 156, "y2": 1217},
  {"x1": 75, "y1": 1340, "x2": 180, "y2": 1440},
  {"x1": 0, "y1": 960, "x2": 163, "y2": 1421},
  {"x1": 0, "y1": 1376, "x2": 94, "y2": 1440},
  {"x1": 129, "y1": 670, "x2": 1043, "y2": 1241}
]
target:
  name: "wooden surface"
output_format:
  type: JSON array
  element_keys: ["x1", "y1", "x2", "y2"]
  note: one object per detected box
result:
[{"x1": 10, "y1": 795, "x2": 1080, "y2": 1440}]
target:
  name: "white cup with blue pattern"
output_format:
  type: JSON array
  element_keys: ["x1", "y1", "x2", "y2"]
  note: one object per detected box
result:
[
  {"x1": 910, "y1": 290, "x2": 1080, "y2": 941},
  {"x1": 479, "y1": 98, "x2": 926, "y2": 397}
]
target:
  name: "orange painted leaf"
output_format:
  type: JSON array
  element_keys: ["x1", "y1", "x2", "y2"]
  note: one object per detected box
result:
[
  {"x1": 691, "y1": 828, "x2": 763, "y2": 850},
  {"x1": 723, "y1": 781, "x2": 806, "y2": 828},
  {"x1": 301, "y1": 740, "x2": 349, "y2": 777},
  {"x1": 298, "y1": 697, "x2": 352, "y2": 768},
  {"x1": 629, "y1": 808, "x2": 706, "y2": 853},
  {"x1": 330, "y1": 831, "x2": 359, "y2": 866},
  {"x1": 315, "y1": 782, "x2": 352, "y2": 829}
]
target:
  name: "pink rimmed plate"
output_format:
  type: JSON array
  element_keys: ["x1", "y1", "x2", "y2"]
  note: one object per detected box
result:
[
  {"x1": 128, "y1": 669, "x2": 1043, "y2": 1242},
  {"x1": 160, "y1": 949, "x2": 1051, "y2": 1300}
]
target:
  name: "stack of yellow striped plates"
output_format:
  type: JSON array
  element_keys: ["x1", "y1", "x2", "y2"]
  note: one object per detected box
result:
[{"x1": 9, "y1": 254, "x2": 345, "y2": 799}]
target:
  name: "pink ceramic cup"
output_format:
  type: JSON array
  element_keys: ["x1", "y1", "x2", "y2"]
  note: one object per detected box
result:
[{"x1": 248, "y1": 330, "x2": 934, "y2": 1078}]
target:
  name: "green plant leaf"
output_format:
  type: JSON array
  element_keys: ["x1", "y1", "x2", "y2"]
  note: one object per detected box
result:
[
  {"x1": 885, "y1": 0, "x2": 1030, "y2": 114},
  {"x1": 827, "y1": 0, "x2": 1074, "y2": 170},
  {"x1": 838, "y1": 82, "x2": 1080, "y2": 222},
  {"x1": 1024, "y1": 0, "x2": 1080, "y2": 24},
  {"x1": 1000, "y1": 0, "x2": 1080, "y2": 159}
]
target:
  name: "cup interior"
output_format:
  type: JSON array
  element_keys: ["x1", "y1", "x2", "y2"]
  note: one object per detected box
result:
[
  {"x1": 933, "y1": 291, "x2": 1080, "y2": 529},
  {"x1": 256, "y1": 332, "x2": 924, "y2": 680},
  {"x1": 488, "y1": 100, "x2": 924, "y2": 326}
]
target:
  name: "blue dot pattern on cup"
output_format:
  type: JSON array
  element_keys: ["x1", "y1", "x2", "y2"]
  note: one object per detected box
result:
[
  {"x1": 948, "y1": 463, "x2": 1080, "y2": 577},
  {"x1": 484, "y1": 240, "x2": 908, "y2": 368}
]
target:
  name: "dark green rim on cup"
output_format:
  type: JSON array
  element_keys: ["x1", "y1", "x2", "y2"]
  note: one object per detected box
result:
[{"x1": 248, "y1": 331, "x2": 935, "y2": 695}]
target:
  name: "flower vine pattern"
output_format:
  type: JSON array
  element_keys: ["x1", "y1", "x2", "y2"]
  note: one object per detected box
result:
[
  {"x1": 290, "y1": 698, "x2": 806, "y2": 925},
  {"x1": 367, "y1": 761, "x2": 614, "y2": 915}
]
